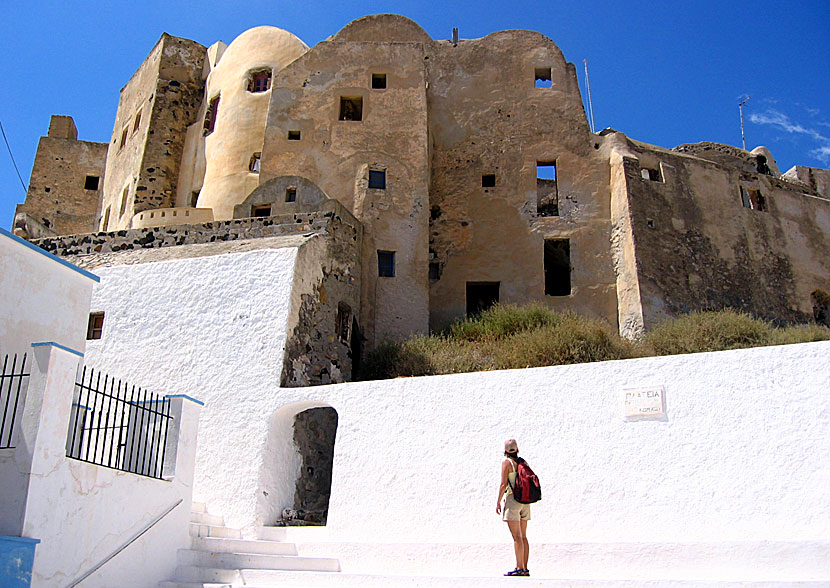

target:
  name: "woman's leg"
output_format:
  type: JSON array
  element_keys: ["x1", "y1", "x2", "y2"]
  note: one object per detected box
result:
[
  {"x1": 506, "y1": 520, "x2": 525, "y2": 569},
  {"x1": 520, "y1": 519, "x2": 529, "y2": 569}
]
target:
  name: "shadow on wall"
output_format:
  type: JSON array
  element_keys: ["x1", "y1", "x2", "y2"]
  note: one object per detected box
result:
[
  {"x1": 233, "y1": 176, "x2": 329, "y2": 218},
  {"x1": 256, "y1": 401, "x2": 338, "y2": 528}
]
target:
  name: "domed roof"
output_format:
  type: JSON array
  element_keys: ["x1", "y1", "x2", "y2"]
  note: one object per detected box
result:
[{"x1": 217, "y1": 26, "x2": 308, "y2": 73}]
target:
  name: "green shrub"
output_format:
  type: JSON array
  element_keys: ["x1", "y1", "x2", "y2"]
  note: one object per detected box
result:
[
  {"x1": 770, "y1": 323, "x2": 830, "y2": 345},
  {"x1": 641, "y1": 309, "x2": 770, "y2": 355}
]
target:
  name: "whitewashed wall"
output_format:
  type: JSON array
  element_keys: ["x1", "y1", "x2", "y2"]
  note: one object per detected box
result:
[{"x1": 0, "y1": 228, "x2": 97, "y2": 356}]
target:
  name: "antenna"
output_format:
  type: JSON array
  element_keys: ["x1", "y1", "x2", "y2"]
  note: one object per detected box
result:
[
  {"x1": 452, "y1": 28, "x2": 458, "y2": 47},
  {"x1": 739, "y1": 95, "x2": 750, "y2": 150},
  {"x1": 584, "y1": 59, "x2": 596, "y2": 133}
]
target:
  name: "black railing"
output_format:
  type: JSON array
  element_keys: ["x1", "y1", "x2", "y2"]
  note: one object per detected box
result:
[
  {"x1": 1, "y1": 353, "x2": 29, "y2": 449},
  {"x1": 67, "y1": 366, "x2": 172, "y2": 479}
]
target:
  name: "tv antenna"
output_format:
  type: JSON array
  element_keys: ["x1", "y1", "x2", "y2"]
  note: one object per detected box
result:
[
  {"x1": 739, "y1": 95, "x2": 750, "y2": 150},
  {"x1": 584, "y1": 59, "x2": 596, "y2": 133}
]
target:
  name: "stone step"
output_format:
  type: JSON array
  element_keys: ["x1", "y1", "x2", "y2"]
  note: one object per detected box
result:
[
  {"x1": 176, "y1": 550, "x2": 341, "y2": 572},
  {"x1": 190, "y1": 511, "x2": 224, "y2": 526},
  {"x1": 172, "y1": 561, "x2": 339, "y2": 584},
  {"x1": 189, "y1": 523, "x2": 242, "y2": 539},
  {"x1": 190, "y1": 537, "x2": 297, "y2": 556},
  {"x1": 191, "y1": 501, "x2": 207, "y2": 513}
]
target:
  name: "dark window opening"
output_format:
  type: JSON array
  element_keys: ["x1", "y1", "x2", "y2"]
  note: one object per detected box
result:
[
  {"x1": 133, "y1": 111, "x2": 141, "y2": 134},
  {"x1": 291, "y1": 407, "x2": 338, "y2": 525},
  {"x1": 252, "y1": 204, "x2": 271, "y2": 217},
  {"x1": 740, "y1": 186, "x2": 767, "y2": 211},
  {"x1": 119, "y1": 127, "x2": 129, "y2": 149},
  {"x1": 481, "y1": 174, "x2": 496, "y2": 188},
  {"x1": 647, "y1": 219, "x2": 655, "y2": 229},
  {"x1": 544, "y1": 239, "x2": 571, "y2": 296},
  {"x1": 756, "y1": 155, "x2": 772, "y2": 176},
  {"x1": 336, "y1": 302, "x2": 352, "y2": 344},
  {"x1": 537, "y1": 161, "x2": 559, "y2": 216},
  {"x1": 368, "y1": 169, "x2": 386, "y2": 190},
  {"x1": 535, "y1": 67, "x2": 552, "y2": 88},
  {"x1": 249, "y1": 152, "x2": 261, "y2": 173},
  {"x1": 378, "y1": 251, "x2": 395, "y2": 277},
  {"x1": 101, "y1": 207, "x2": 111, "y2": 231},
  {"x1": 287, "y1": 130, "x2": 301, "y2": 141},
  {"x1": 87, "y1": 312, "x2": 105, "y2": 340},
  {"x1": 371, "y1": 73, "x2": 387, "y2": 89},
  {"x1": 640, "y1": 166, "x2": 661, "y2": 181},
  {"x1": 429, "y1": 262, "x2": 441, "y2": 281},
  {"x1": 248, "y1": 70, "x2": 272, "y2": 93},
  {"x1": 84, "y1": 175, "x2": 99, "y2": 191},
  {"x1": 339, "y1": 96, "x2": 363, "y2": 121},
  {"x1": 204, "y1": 95, "x2": 220, "y2": 135},
  {"x1": 190, "y1": 190, "x2": 200, "y2": 208},
  {"x1": 119, "y1": 187, "x2": 128, "y2": 217},
  {"x1": 285, "y1": 187, "x2": 297, "y2": 202},
  {"x1": 466, "y1": 282, "x2": 499, "y2": 317}
]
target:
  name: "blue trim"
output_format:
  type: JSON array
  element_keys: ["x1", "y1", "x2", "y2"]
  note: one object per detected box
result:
[
  {"x1": 165, "y1": 394, "x2": 205, "y2": 406},
  {"x1": 0, "y1": 536, "x2": 40, "y2": 546},
  {"x1": 31, "y1": 341, "x2": 84, "y2": 358},
  {"x1": 0, "y1": 227, "x2": 100, "y2": 283}
]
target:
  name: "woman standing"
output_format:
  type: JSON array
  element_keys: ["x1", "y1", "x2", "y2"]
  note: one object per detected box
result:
[{"x1": 496, "y1": 438, "x2": 530, "y2": 577}]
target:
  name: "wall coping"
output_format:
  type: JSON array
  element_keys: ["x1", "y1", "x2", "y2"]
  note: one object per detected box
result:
[
  {"x1": 30, "y1": 341, "x2": 85, "y2": 358},
  {"x1": 0, "y1": 535, "x2": 41, "y2": 545}
]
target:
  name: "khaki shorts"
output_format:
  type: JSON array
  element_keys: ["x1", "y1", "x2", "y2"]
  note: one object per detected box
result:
[{"x1": 502, "y1": 493, "x2": 531, "y2": 521}]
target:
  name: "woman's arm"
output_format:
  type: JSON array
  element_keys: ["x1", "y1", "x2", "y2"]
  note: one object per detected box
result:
[{"x1": 496, "y1": 459, "x2": 510, "y2": 514}]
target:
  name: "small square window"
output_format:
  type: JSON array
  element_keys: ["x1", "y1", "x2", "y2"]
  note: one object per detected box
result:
[
  {"x1": 248, "y1": 70, "x2": 272, "y2": 93},
  {"x1": 339, "y1": 96, "x2": 363, "y2": 121},
  {"x1": 87, "y1": 312, "x2": 105, "y2": 340},
  {"x1": 429, "y1": 262, "x2": 440, "y2": 281},
  {"x1": 378, "y1": 251, "x2": 395, "y2": 277},
  {"x1": 371, "y1": 73, "x2": 387, "y2": 89},
  {"x1": 252, "y1": 204, "x2": 271, "y2": 217},
  {"x1": 285, "y1": 187, "x2": 297, "y2": 202},
  {"x1": 640, "y1": 166, "x2": 661, "y2": 181},
  {"x1": 249, "y1": 152, "x2": 261, "y2": 173},
  {"x1": 535, "y1": 67, "x2": 552, "y2": 88},
  {"x1": 740, "y1": 186, "x2": 767, "y2": 211},
  {"x1": 287, "y1": 130, "x2": 301, "y2": 141},
  {"x1": 481, "y1": 174, "x2": 496, "y2": 188},
  {"x1": 368, "y1": 169, "x2": 386, "y2": 190},
  {"x1": 84, "y1": 175, "x2": 99, "y2": 190}
]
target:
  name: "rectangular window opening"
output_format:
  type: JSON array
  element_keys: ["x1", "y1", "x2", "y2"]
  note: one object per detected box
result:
[
  {"x1": 640, "y1": 166, "x2": 661, "y2": 182},
  {"x1": 119, "y1": 127, "x2": 129, "y2": 149},
  {"x1": 368, "y1": 169, "x2": 386, "y2": 190},
  {"x1": 249, "y1": 152, "x2": 261, "y2": 173},
  {"x1": 119, "y1": 187, "x2": 128, "y2": 217},
  {"x1": 377, "y1": 250, "x2": 395, "y2": 277},
  {"x1": 740, "y1": 186, "x2": 767, "y2": 211},
  {"x1": 190, "y1": 190, "x2": 200, "y2": 208},
  {"x1": 336, "y1": 302, "x2": 352, "y2": 343},
  {"x1": 84, "y1": 175, "x2": 100, "y2": 191},
  {"x1": 287, "y1": 130, "x2": 301, "y2": 141},
  {"x1": 249, "y1": 70, "x2": 272, "y2": 93},
  {"x1": 252, "y1": 204, "x2": 272, "y2": 217},
  {"x1": 429, "y1": 262, "x2": 441, "y2": 281},
  {"x1": 535, "y1": 67, "x2": 552, "y2": 88},
  {"x1": 87, "y1": 312, "x2": 105, "y2": 340},
  {"x1": 133, "y1": 111, "x2": 142, "y2": 134},
  {"x1": 285, "y1": 187, "x2": 297, "y2": 202},
  {"x1": 101, "y1": 206, "x2": 111, "y2": 231},
  {"x1": 537, "y1": 161, "x2": 559, "y2": 216},
  {"x1": 544, "y1": 239, "x2": 571, "y2": 296},
  {"x1": 371, "y1": 73, "x2": 387, "y2": 89},
  {"x1": 466, "y1": 282, "x2": 499, "y2": 317},
  {"x1": 339, "y1": 96, "x2": 363, "y2": 121},
  {"x1": 204, "y1": 95, "x2": 220, "y2": 135},
  {"x1": 481, "y1": 174, "x2": 496, "y2": 188}
]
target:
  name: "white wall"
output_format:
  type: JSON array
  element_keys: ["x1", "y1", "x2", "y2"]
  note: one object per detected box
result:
[
  {"x1": 84, "y1": 246, "x2": 299, "y2": 532},
  {"x1": 0, "y1": 228, "x2": 97, "y2": 356}
]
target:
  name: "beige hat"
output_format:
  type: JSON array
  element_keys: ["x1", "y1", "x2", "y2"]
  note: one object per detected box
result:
[{"x1": 504, "y1": 439, "x2": 519, "y2": 453}]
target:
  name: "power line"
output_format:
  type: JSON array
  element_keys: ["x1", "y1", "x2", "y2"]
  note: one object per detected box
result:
[{"x1": 0, "y1": 118, "x2": 27, "y2": 194}]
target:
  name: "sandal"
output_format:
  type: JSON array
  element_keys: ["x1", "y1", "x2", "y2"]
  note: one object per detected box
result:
[
  {"x1": 519, "y1": 568, "x2": 530, "y2": 576},
  {"x1": 504, "y1": 568, "x2": 522, "y2": 576}
]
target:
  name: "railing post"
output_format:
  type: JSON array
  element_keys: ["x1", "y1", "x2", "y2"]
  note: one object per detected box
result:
[{"x1": 161, "y1": 395, "x2": 204, "y2": 481}]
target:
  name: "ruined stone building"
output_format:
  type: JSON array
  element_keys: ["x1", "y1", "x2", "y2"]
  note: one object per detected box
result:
[{"x1": 12, "y1": 15, "x2": 830, "y2": 385}]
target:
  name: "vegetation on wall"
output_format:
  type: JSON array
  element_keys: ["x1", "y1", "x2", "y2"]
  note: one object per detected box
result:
[{"x1": 359, "y1": 305, "x2": 830, "y2": 380}]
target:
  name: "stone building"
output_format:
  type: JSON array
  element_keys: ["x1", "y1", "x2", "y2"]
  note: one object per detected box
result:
[{"x1": 12, "y1": 14, "x2": 830, "y2": 383}]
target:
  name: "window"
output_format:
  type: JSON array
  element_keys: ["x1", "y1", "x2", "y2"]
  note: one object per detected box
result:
[
  {"x1": 252, "y1": 204, "x2": 271, "y2": 217},
  {"x1": 204, "y1": 95, "x2": 220, "y2": 135},
  {"x1": 371, "y1": 73, "x2": 387, "y2": 89},
  {"x1": 740, "y1": 186, "x2": 767, "y2": 211},
  {"x1": 368, "y1": 169, "x2": 386, "y2": 190},
  {"x1": 544, "y1": 239, "x2": 571, "y2": 296},
  {"x1": 336, "y1": 302, "x2": 352, "y2": 343},
  {"x1": 249, "y1": 152, "x2": 261, "y2": 173},
  {"x1": 101, "y1": 206, "x2": 111, "y2": 231},
  {"x1": 248, "y1": 70, "x2": 272, "y2": 93},
  {"x1": 466, "y1": 282, "x2": 499, "y2": 317},
  {"x1": 190, "y1": 190, "x2": 200, "y2": 208},
  {"x1": 133, "y1": 111, "x2": 142, "y2": 133},
  {"x1": 119, "y1": 186, "x2": 128, "y2": 217},
  {"x1": 377, "y1": 251, "x2": 395, "y2": 277},
  {"x1": 429, "y1": 262, "x2": 441, "y2": 281},
  {"x1": 339, "y1": 96, "x2": 363, "y2": 121},
  {"x1": 535, "y1": 67, "x2": 552, "y2": 88},
  {"x1": 84, "y1": 175, "x2": 99, "y2": 191},
  {"x1": 285, "y1": 187, "x2": 297, "y2": 202},
  {"x1": 481, "y1": 174, "x2": 496, "y2": 188},
  {"x1": 537, "y1": 161, "x2": 558, "y2": 216},
  {"x1": 640, "y1": 166, "x2": 661, "y2": 181},
  {"x1": 287, "y1": 130, "x2": 301, "y2": 141},
  {"x1": 87, "y1": 312, "x2": 105, "y2": 340},
  {"x1": 119, "y1": 126, "x2": 129, "y2": 149}
]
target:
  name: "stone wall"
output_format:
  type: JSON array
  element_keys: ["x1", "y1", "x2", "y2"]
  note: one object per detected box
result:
[
  {"x1": 290, "y1": 407, "x2": 338, "y2": 524},
  {"x1": 14, "y1": 116, "x2": 107, "y2": 237}
]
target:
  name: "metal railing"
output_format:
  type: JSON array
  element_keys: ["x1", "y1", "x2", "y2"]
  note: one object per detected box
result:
[
  {"x1": 1, "y1": 353, "x2": 29, "y2": 449},
  {"x1": 67, "y1": 366, "x2": 172, "y2": 479}
]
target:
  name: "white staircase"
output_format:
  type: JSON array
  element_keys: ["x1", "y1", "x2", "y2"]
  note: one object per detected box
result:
[{"x1": 159, "y1": 502, "x2": 340, "y2": 588}]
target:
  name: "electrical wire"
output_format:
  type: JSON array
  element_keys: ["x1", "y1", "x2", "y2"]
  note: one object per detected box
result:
[{"x1": 0, "y1": 119, "x2": 27, "y2": 194}]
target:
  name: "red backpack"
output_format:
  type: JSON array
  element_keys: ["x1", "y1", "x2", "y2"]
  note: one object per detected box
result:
[{"x1": 510, "y1": 458, "x2": 542, "y2": 504}]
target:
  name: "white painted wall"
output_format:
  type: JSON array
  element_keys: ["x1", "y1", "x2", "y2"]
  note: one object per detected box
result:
[
  {"x1": 0, "y1": 228, "x2": 97, "y2": 356},
  {"x1": 84, "y1": 246, "x2": 299, "y2": 532}
]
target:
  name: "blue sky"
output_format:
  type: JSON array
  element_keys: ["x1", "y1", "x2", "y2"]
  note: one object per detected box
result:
[{"x1": 1, "y1": 1, "x2": 828, "y2": 231}]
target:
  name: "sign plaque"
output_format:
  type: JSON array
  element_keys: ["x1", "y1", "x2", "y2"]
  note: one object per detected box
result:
[{"x1": 623, "y1": 386, "x2": 665, "y2": 419}]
